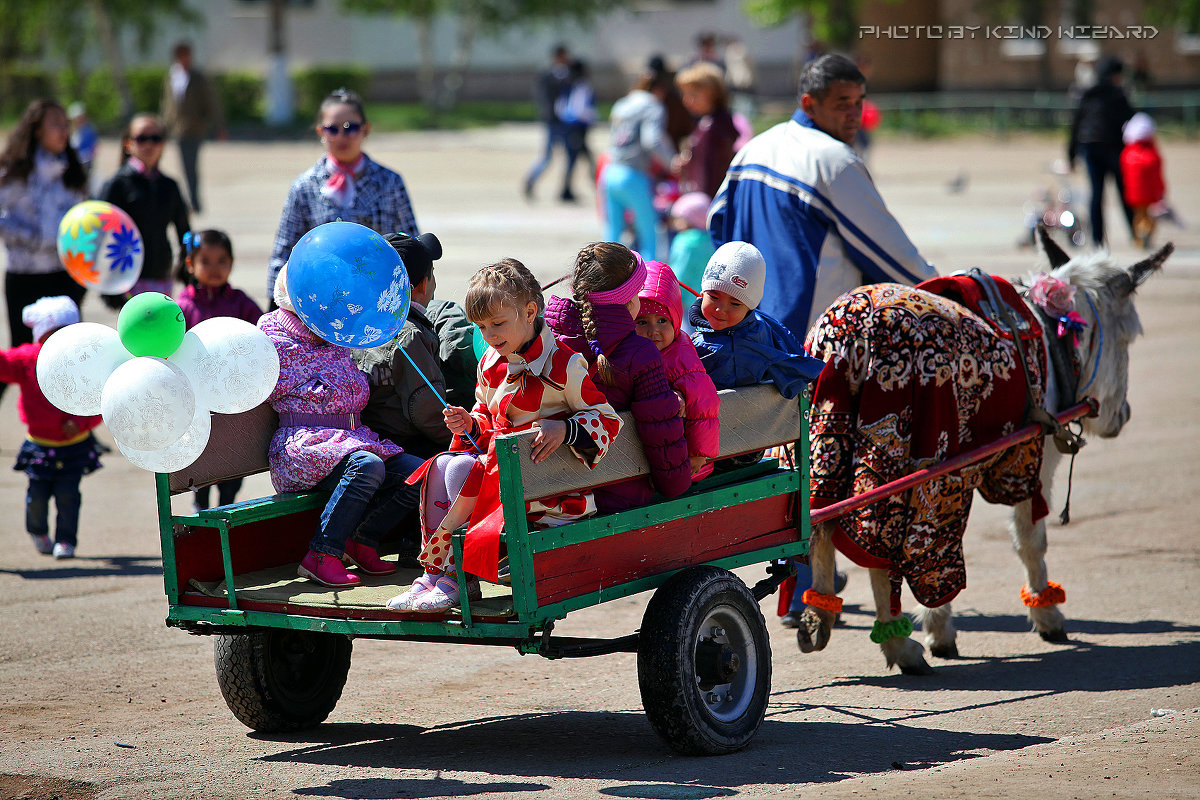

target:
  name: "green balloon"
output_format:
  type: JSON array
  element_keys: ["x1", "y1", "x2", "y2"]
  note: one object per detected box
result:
[{"x1": 117, "y1": 292, "x2": 186, "y2": 358}]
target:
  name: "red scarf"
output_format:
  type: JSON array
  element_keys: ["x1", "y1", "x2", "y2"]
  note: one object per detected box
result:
[{"x1": 321, "y1": 154, "x2": 365, "y2": 207}]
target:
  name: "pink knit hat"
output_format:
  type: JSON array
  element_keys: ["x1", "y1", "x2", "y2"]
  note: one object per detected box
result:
[{"x1": 670, "y1": 192, "x2": 712, "y2": 231}]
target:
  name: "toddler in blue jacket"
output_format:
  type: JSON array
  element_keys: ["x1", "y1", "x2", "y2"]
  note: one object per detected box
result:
[{"x1": 690, "y1": 241, "x2": 824, "y2": 399}]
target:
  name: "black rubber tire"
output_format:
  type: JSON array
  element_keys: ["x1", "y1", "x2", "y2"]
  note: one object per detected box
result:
[
  {"x1": 213, "y1": 630, "x2": 352, "y2": 732},
  {"x1": 637, "y1": 566, "x2": 772, "y2": 755}
]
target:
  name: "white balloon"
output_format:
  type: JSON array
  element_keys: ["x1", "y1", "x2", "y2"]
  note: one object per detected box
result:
[
  {"x1": 36, "y1": 323, "x2": 132, "y2": 416},
  {"x1": 117, "y1": 403, "x2": 211, "y2": 473},
  {"x1": 101, "y1": 357, "x2": 196, "y2": 451},
  {"x1": 169, "y1": 317, "x2": 280, "y2": 414}
]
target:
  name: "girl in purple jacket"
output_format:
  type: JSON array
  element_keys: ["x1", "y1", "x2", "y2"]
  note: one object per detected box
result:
[
  {"x1": 259, "y1": 265, "x2": 424, "y2": 589},
  {"x1": 175, "y1": 229, "x2": 263, "y2": 510},
  {"x1": 545, "y1": 241, "x2": 692, "y2": 512},
  {"x1": 636, "y1": 260, "x2": 720, "y2": 481}
]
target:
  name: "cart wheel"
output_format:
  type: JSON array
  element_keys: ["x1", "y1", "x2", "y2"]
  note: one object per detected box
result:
[
  {"x1": 213, "y1": 630, "x2": 351, "y2": 732},
  {"x1": 637, "y1": 566, "x2": 772, "y2": 755}
]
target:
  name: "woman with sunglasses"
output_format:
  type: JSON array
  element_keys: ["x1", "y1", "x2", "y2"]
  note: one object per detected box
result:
[
  {"x1": 267, "y1": 88, "x2": 419, "y2": 306},
  {"x1": 97, "y1": 113, "x2": 191, "y2": 303},
  {"x1": 0, "y1": 99, "x2": 89, "y2": 398}
]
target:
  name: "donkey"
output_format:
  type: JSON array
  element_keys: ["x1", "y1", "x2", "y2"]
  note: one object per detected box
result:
[{"x1": 796, "y1": 227, "x2": 1172, "y2": 674}]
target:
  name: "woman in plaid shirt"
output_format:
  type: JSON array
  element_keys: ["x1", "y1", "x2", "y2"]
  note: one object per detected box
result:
[{"x1": 267, "y1": 88, "x2": 419, "y2": 305}]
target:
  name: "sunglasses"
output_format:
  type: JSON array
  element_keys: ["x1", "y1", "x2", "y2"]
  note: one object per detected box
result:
[
  {"x1": 132, "y1": 133, "x2": 165, "y2": 144},
  {"x1": 321, "y1": 121, "x2": 363, "y2": 137}
]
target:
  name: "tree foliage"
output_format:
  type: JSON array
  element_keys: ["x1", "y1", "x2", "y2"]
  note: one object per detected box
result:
[
  {"x1": 0, "y1": 0, "x2": 199, "y2": 120},
  {"x1": 341, "y1": 0, "x2": 623, "y2": 111},
  {"x1": 743, "y1": 0, "x2": 864, "y2": 51}
]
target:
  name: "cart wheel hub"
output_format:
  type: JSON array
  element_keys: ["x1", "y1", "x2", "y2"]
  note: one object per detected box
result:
[{"x1": 696, "y1": 639, "x2": 740, "y2": 685}]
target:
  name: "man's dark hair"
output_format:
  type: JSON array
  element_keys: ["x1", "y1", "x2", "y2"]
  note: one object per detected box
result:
[
  {"x1": 797, "y1": 54, "x2": 865, "y2": 101},
  {"x1": 173, "y1": 40, "x2": 192, "y2": 59},
  {"x1": 552, "y1": 43, "x2": 569, "y2": 60}
]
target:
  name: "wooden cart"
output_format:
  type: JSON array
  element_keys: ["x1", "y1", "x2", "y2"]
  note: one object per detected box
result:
[{"x1": 155, "y1": 384, "x2": 810, "y2": 755}]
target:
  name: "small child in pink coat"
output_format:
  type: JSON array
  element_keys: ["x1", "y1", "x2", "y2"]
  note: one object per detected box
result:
[{"x1": 635, "y1": 260, "x2": 720, "y2": 480}]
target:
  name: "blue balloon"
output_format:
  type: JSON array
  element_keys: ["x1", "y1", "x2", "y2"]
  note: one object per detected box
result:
[{"x1": 286, "y1": 221, "x2": 411, "y2": 347}]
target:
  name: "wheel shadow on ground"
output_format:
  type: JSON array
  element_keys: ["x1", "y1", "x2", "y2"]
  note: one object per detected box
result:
[
  {"x1": 0, "y1": 555, "x2": 162, "y2": 580},
  {"x1": 825, "y1": 639, "x2": 1200, "y2": 695},
  {"x1": 255, "y1": 712, "x2": 1050, "y2": 792}
]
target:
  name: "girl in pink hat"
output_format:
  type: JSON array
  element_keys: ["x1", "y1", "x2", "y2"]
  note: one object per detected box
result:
[{"x1": 635, "y1": 260, "x2": 720, "y2": 481}]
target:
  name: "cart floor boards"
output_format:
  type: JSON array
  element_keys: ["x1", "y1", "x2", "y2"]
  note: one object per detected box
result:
[{"x1": 187, "y1": 565, "x2": 516, "y2": 617}]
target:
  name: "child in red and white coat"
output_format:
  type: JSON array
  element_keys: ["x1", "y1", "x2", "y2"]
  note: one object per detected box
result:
[
  {"x1": 388, "y1": 258, "x2": 622, "y2": 613},
  {"x1": 1, "y1": 296, "x2": 104, "y2": 559}
]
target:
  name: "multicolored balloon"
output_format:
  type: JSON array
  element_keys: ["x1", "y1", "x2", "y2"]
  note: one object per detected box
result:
[
  {"x1": 286, "y1": 221, "x2": 410, "y2": 348},
  {"x1": 57, "y1": 201, "x2": 144, "y2": 294}
]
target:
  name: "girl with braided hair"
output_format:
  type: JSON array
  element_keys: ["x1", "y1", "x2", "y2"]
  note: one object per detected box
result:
[
  {"x1": 388, "y1": 258, "x2": 622, "y2": 613},
  {"x1": 545, "y1": 242, "x2": 692, "y2": 513}
]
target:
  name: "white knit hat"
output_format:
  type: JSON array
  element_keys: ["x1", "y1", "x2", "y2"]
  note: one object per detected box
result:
[
  {"x1": 702, "y1": 241, "x2": 766, "y2": 310},
  {"x1": 1123, "y1": 112, "x2": 1155, "y2": 145},
  {"x1": 22, "y1": 295, "x2": 80, "y2": 342},
  {"x1": 273, "y1": 263, "x2": 295, "y2": 313}
]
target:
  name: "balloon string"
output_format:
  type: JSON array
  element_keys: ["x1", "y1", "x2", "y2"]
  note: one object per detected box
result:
[{"x1": 395, "y1": 347, "x2": 483, "y2": 454}]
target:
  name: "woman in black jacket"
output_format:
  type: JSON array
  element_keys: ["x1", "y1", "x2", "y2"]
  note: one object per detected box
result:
[
  {"x1": 97, "y1": 113, "x2": 190, "y2": 305},
  {"x1": 1068, "y1": 56, "x2": 1135, "y2": 247}
]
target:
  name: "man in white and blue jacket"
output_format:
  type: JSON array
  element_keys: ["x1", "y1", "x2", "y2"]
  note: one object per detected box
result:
[{"x1": 708, "y1": 54, "x2": 936, "y2": 340}]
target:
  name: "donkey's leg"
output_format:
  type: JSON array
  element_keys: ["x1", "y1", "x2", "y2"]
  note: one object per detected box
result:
[
  {"x1": 1010, "y1": 449, "x2": 1069, "y2": 642},
  {"x1": 870, "y1": 568, "x2": 933, "y2": 675},
  {"x1": 918, "y1": 603, "x2": 958, "y2": 659},
  {"x1": 796, "y1": 522, "x2": 837, "y2": 653}
]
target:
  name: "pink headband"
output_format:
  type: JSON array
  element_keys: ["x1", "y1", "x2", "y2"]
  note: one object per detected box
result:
[{"x1": 586, "y1": 251, "x2": 647, "y2": 306}]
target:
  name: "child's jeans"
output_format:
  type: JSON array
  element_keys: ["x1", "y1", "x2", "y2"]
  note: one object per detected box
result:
[
  {"x1": 787, "y1": 561, "x2": 815, "y2": 613},
  {"x1": 26, "y1": 473, "x2": 83, "y2": 546},
  {"x1": 193, "y1": 478, "x2": 244, "y2": 511},
  {"x1": 311, "y1": 450, "x2": 423, "y2": 557}
]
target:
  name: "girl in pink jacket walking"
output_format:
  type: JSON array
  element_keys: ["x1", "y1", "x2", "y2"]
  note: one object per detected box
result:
[{"x1": 636, "y1": 260, "x2": 720, "y2": 480}]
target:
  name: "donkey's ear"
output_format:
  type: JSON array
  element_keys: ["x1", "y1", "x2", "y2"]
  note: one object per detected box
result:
[
  {"x1": 1111, "y1": 242, "x2": 1174, "y2": 296},
  {"x1": 1037, "y1": 223, "x2": 1071, "y2": 269}
]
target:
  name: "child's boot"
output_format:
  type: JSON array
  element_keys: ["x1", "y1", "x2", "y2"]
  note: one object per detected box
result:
[
  {"x1": 298, "y1": 549, "x2": 362, "y2": 588},
  {"x1": 342, "y1": 539, "x2": 397, "y2": 575}
]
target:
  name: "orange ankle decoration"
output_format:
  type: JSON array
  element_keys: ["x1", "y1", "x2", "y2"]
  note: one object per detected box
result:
[
  {"x1": 1020, "y1": 581, "x2": 1066, "y2": 607},
  {"x1": 801, "y1": 589, "x2": 844, "y2": 614}
]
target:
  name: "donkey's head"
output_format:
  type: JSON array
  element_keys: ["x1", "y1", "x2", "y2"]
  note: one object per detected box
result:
[{"x1": 1036, "y1": 225, "x2": 1172, "y2": 438}]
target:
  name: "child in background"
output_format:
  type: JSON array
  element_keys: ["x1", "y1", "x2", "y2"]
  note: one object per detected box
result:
[
  {"x1": 98, "y1": 113, "x2": 190, "y2": 304},
  {"x1": 545, "y1": 242, "x2": 692, "y2": 512},
  {"x1": 2, "y1": 296, "x2": 104, "y2": 559},
  {"x1": 1120, "y1": 112, "x2": 1167, "y2": 249},
  {"x1": 666, "y1": 192, "x2": 714, "y2": 309},
  {"x1": 690, "y1": 241, "x2": 824, "y2": 401},
  {"x1": 635, "y1": 260, "x2": 720, "y2": 481},
  {"x1": 67, "y1": 102, "x2": 98, "y2": 179},
  {"x1": 260, "y1": 265, "x2": 424, "y2": 588},
  {"x1": 388, "y1": 258, "x2": 622, "y2": 612},
  {"x1": 175, "y1": 228, "x2": 263, "y2": 510},
  {"x1": 354, "y1": 231, "x2": 475, "y2": 460}
]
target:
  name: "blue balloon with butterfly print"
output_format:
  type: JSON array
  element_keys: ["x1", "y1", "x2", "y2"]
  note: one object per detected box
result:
[{"x1": 285, "y1": 221, "x2": 410, "y2": 347}]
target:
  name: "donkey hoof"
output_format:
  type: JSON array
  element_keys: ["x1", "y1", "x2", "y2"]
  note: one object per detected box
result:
[
  {"x1": 899, "y1": 659, "x2": 936, "y2": 676},
  {"x1": 930, "y1": 642, "x2": 959, "y2": 659},
  {"x1": 1039, "y1": 627, "x2": 1070, "y2": 643},
  {"x1": 796, "y1": 610, "x2": 830, "y2": 653}
]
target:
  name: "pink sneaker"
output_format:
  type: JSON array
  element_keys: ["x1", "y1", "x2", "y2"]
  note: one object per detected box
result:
[
  {"x1": 342, "y1": 540, "x2": 397, "y2": 575},
  {"x1": 386, "y1": 572, "x2": 439, "y2": 611},
  {"x1": 298, "y1": 550, "x2": 362, "y2": 588}
]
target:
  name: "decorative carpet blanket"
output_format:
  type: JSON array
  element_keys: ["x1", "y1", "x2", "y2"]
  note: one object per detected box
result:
[{"x1": 805, "y1": 282, "x2": 1048, "y2": 612}]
